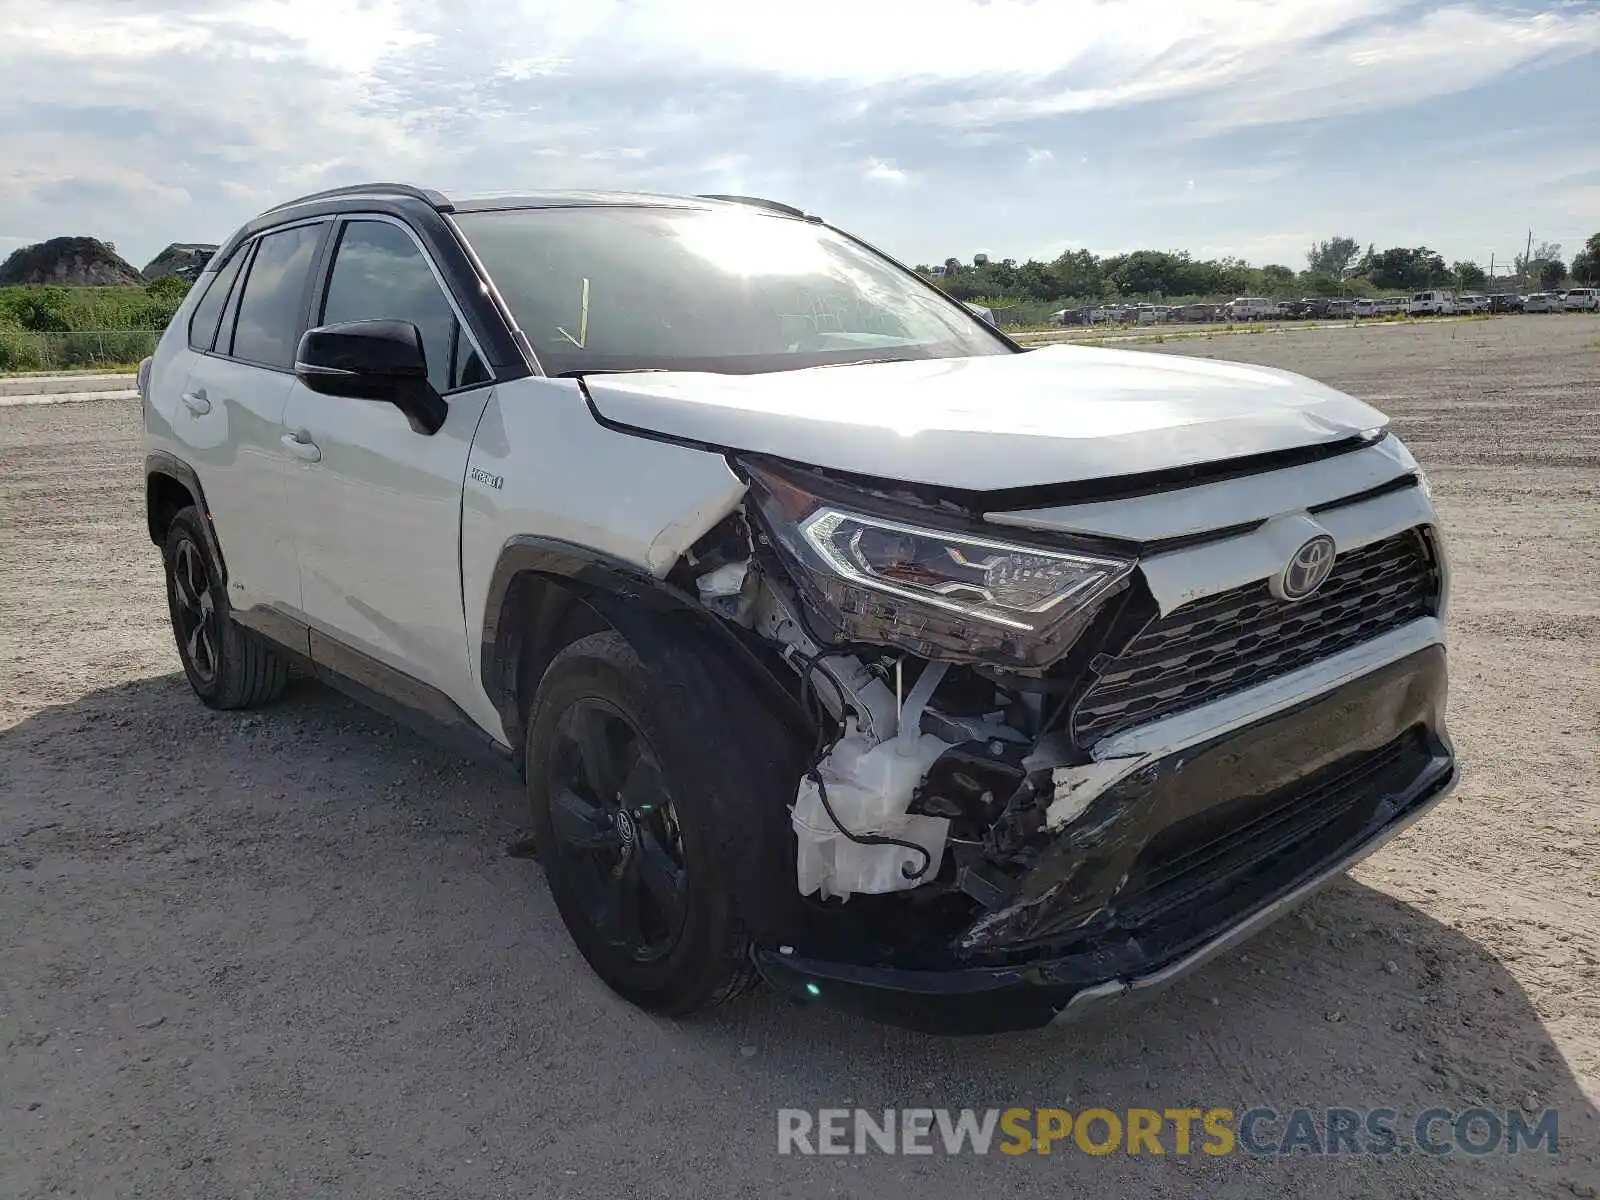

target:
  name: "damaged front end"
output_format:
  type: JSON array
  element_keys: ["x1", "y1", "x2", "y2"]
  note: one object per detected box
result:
[{"x1": 675, "y1": 456, "x2": 1455, "y2": 1033}]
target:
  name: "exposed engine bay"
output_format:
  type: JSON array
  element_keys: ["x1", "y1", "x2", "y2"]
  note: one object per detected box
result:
[{"x1": 674, "y1": 456, "x2": 1157, "y2": 938}]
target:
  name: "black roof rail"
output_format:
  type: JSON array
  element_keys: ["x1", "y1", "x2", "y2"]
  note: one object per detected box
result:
[
  {"x1": 263, "y1": 182, "x2": 453, "y2": 215},
  {"x1": 696, "y1": 194, "x2": 817, "y2": 221}
]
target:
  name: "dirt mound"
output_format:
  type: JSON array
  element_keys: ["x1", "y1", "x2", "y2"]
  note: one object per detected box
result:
[
  {"x1": 142, "y1": 243, "x2": 218, "y2": 282},
  {"x1": 0, "y1": 236, "x2": 143, "y2": 287}
]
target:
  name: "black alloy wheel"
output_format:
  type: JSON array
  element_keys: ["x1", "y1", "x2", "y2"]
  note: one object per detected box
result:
[
  {"x1": 546, "y1": 699, "x2": 688, "y2": 962},
  {"x1": 171, "y1": 537, "x2": 219, "y2": 685},
  {"x1": 524, "y1": 630, "x2": 766, "y2": 1014}
]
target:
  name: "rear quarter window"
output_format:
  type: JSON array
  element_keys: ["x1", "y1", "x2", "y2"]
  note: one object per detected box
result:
[{"x1": 186, "y1": 249, "x2": 247, "y2": 352}]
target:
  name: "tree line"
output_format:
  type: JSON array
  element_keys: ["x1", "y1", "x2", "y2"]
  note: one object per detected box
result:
[{"x1": 916, "y1": 231, "x2": 1600, "y2": 309}]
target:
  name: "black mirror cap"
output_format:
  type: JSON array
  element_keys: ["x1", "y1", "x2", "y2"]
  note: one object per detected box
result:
[
  {"x1": 294, "y1": 319, "x2": 446, "y2": 435},
  {"x1": 296, "y1": 319, "x2": 427, "y2": 390}
]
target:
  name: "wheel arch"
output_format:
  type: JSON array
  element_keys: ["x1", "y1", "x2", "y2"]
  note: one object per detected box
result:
[
  {"x1": 479, "y1": 535, "x2": 810, "y2": 768},
  {"x1": 146, "y1": 452, "x2": 227, "y2": 585},
  {"x1": 483, "y1": 537, "x2": 815, "y2": 947}
]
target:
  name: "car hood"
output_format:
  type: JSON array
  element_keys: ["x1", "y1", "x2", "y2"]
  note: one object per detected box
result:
[{"x1": 581, "y1": 345, "x2": 1388, "y2": 492}]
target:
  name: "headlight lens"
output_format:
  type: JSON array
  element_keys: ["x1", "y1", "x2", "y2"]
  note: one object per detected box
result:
[
  {"x1": 801, "y1": 509, "x2": 1125, "y2": 631},
  {"x1": 746, "y1": 463, "x2": 1136, "y2": 667}
]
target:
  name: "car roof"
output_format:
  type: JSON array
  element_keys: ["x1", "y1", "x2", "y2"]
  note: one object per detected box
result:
[
  {"x1": 258, "y1": 182, "x2": 814, "y2": 220},
  {"x1": 212, "y1": 182, "x2": 822, "y2": 270}
]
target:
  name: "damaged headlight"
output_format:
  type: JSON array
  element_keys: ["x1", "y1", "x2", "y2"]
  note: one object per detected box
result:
[{"x1": 745, "y1": 461, "x2": 1136, "y2": 667}]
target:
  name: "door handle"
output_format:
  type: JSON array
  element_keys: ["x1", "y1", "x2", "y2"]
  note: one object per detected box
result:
[
  {"x1": 281, "y1": 432, "x2": 321, "y2": 463},
  {"x1": 180, "y1": 390, "x2": 211, "y2": 415}
]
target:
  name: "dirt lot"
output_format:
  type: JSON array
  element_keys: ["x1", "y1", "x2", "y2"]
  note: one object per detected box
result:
[{"x1": 2, "y1": 314, "x2": 1597, "y2": 1198}]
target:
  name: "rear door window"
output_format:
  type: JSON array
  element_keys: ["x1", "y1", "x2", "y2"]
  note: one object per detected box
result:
[{"x1": 229, "y1": 223, "x2": 326, "y2": 370}]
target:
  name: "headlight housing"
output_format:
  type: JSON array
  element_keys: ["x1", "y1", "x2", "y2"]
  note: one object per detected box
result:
[{"x1": 745, "y1": 461, "x2": 1136, "y2": 667}]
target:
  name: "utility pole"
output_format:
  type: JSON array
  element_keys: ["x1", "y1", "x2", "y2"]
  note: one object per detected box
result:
[{"x1": 1523, "y1": 229, "x2": 1533, "y2": 286}]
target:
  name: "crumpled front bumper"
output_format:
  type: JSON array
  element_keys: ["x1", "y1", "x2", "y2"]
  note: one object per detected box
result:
[{"x1": 755, "y1": 646, "x2": 1456, "y2": 1035}]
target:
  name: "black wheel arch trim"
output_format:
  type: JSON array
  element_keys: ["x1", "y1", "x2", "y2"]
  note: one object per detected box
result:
[
  {"x1": 479, "y1": 534, "x2": 810, "y2": 752},
  {"x1": 146, "y1": 451, "x2": 228, "y2": 584}
]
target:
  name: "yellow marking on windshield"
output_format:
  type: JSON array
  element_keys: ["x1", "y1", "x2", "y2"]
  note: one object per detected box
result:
[{"x1": 557, "y1": 277, "x2": 590, "y2": 348}]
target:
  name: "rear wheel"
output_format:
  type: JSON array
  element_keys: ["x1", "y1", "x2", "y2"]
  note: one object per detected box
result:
[
  {"x1": 162, "y1": 506, "x2": 288, "y2": 709},
  {"x1": 525, "y1": 631, "x2": 757, "y2": 1014}
]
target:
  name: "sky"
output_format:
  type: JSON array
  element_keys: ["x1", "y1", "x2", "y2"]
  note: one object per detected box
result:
[{"x1": 0, "y1": 0, "x2": 1596, "y2": 274}]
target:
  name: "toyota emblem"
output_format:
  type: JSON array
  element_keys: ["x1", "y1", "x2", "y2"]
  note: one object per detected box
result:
[{"x1": 1279, "y1": 534, "x2": 1337, "y2": 601}]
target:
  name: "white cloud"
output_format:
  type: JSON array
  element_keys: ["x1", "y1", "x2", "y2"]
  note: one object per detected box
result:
[
  {"x1": 863, "y1": 158, "x2": 910, "y2": 184},
  {"x1": 908, "y1": 3, "x2": 1600, "y2": 132},
  {"x1": 1, "y1": 0, "x2": 1596, "y2": 267}
]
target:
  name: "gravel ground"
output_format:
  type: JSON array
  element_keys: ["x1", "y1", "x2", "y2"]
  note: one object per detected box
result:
[{"x1": 2, "y1": 314, "x2": 1597, "y2": 1198}]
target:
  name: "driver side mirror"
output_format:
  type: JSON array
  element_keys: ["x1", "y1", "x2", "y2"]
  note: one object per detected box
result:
[{"x1": 295, "y1": 319, "x2": 447, "y2": 435}]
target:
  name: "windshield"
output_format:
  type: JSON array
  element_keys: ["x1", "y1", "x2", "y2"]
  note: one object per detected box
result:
[{"x1": 452, "y1": 206, "x2": 1010, "y2": 376}]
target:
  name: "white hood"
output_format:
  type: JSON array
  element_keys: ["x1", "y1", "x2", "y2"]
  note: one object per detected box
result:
[{"x1": 581, "y1": 345, "x2": 1388, "y2": 492}]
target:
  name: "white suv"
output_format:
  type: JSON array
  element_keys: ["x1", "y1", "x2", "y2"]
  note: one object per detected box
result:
[
  {"x1": 1222, "y1": 297, "x2": 1278, "y2": 320},
  {"x1": 1406, "y1": 290, "x2": 1457, "y2": 316},
  {"x1": 141, "y1": 184, "x2": 1457, "y2": 1033}
]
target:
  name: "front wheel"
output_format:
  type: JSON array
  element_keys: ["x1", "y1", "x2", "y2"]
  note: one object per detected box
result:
[{"x1": 525, "y1": 631, "x2": 758, "y2": 1015}]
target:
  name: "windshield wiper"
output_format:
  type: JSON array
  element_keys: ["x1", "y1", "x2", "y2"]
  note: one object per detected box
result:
[
  {"x1": 812, "y1": 357, "x2": 919, "y2": 369},
  {"x1": 552, "y1": 368, "x2": 669, "y2": 378}
]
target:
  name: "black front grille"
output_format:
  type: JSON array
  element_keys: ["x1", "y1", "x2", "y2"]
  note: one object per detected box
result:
[{"x1": 1073, "y1": 529, "x2": 1439, "y2": 745}]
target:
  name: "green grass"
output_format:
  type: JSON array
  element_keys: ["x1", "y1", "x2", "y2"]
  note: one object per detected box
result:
[
  {"x1": 0, "y1": 329, "x2": 161, "y2": 373},
  {"x1": 0, "y1": 281, "x2": 187, "y2": 372}
]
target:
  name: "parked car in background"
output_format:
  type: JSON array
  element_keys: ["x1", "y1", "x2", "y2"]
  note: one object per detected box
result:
[
  {"x1": 1283, "y1": 298, "x2": 1332, "y2": 320},
  {"x1": 1223, "y1": 297, "x2": 1277, "y2": 320},
  {"x1": 1325, "y1": 299, "x2": 1356, "y2": 318},
  {"x1": 1373, "y1": 298, "x2": 1405, "y2": 316},
  {"x1": 1172, "y1": 302, "x2": 1218, "y2": 323},
  {"x1": 1136, "y1": 305, "x2": 1172, "y2": 324},
  {"x1": 1562, "y1": 288, "x2": 1598, "y2": 311},
  {"x1": 1523, "y1": 293, "x2": 1562, "y2": 313},
  {"x1": 1456, "y1": 294, "x2": 1489, "y2": 314},
  {"x1": 1406, "y1": 290, "x2": 1457, "y2": 316},
  {"x1": 1488, "y1": 294, "x2": 1524, "y2": 314}
]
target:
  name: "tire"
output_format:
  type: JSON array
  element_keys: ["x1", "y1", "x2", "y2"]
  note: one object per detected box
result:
[
  {"x1": 162, "y1": 506, "x2": 288, "y2": 710},
  {"x1": 525, "y1": 630, "x2": 759, "y2": 1015}
]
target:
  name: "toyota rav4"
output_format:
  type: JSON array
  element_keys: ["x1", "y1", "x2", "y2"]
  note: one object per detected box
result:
[{"x1": 140, "y1": 184, "x2": 1456, "y2": 1033}]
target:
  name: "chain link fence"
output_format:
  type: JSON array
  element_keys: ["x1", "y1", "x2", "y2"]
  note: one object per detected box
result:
[{"x1": 0, "y1": 330, "x2": 162, "y2": 372}]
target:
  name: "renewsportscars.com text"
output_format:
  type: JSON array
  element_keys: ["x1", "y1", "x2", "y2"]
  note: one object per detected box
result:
[{"x1": 777, "y1": 1106, "x2": 1560, "y2": 1157}]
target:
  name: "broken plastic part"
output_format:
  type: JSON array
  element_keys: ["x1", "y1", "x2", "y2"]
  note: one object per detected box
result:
[
  {"x1": 793, "y1": 727, "x2": 952, "y2": 901},
  {"x1": 695, "y1": 559, "x2": 749, "y2": 600},
  {"x1": 1043, "y1": 759, "x2": 1140, "y2": 829},
  {"x1": 896, "y1": 661, "x2": 948, "y2": 757},
  {"x1": 752, "y1": 576, "x2": 899, "y2": 740}
]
